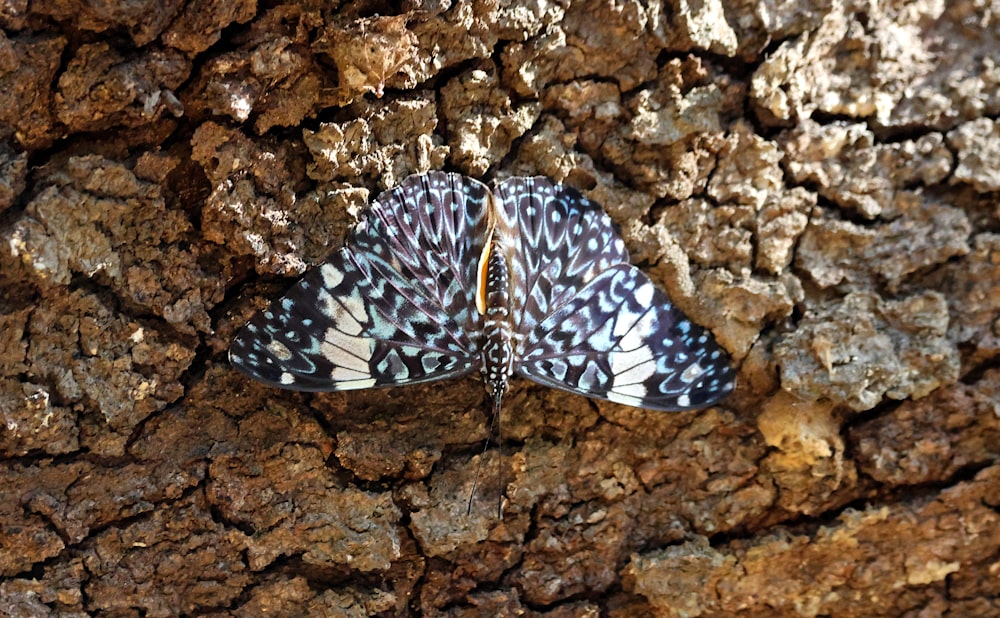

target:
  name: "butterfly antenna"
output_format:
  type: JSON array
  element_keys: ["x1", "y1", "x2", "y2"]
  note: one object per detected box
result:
[
  {"x1": 495, "y1": 395, "x2": 503, "y2": 520},
  {"x1": 467, "y1": 395, "x2": 501, "y2": 516}
]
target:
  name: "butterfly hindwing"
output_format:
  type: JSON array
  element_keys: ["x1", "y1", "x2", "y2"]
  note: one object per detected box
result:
[
  {"x1": 363, "y1": 172, "x2": 492, "y2": 324},
  {"x1": 516, "y1": 264, "x2": 735, "y2": 410},
  {"x1": 228, "y1": 172, "x2": 491, "y2": 391},
  {"x1": 492, "y1": 177, "x2": 631, "y2": 335}
]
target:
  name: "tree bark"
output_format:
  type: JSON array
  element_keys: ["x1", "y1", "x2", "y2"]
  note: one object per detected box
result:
[{"x1": 1, "y1": 1, "x2": 998, "y2": 615}]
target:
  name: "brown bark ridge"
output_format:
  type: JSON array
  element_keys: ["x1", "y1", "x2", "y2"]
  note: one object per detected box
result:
[{"x1": 1, "y1": 1, "x2": 998, "y2": 616}]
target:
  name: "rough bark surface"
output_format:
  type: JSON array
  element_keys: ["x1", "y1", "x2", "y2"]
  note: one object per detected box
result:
[{"x1": 1, "y1": 1, "x2": 998, "y2": 616}]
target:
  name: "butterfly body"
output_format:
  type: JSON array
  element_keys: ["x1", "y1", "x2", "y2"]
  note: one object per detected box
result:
[
  {"x1": 230, "y1": 172, "x2": 735, "y2": 412},
  {"x1": 479, "y1": 230, "x2": 516, "y2": 404}
]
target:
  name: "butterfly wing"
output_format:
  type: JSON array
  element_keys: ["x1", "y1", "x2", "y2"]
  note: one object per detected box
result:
[
  {"x1": 516, "y1": 264, "x2": 735, "y2": 410},
  {"x1": 229, "y1": 172, "x2": 491, "y2": 391},
  {"x1": 492, "y1": 177, "x2": 631, "y2": 331},
  {"x1": 494, "y1": 177, "x2": 735, "y2": 411}
]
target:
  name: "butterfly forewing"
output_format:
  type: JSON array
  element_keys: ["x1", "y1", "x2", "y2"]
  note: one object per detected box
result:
[
  {"x1": 516, "y1": 264, "x2": 736, "y2": 410},
  {"x1": 229, "y1": 172, "x2": 491, "y2": 391}
]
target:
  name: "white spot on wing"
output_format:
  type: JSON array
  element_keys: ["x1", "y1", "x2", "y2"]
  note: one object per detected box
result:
[
  {"x1": 612, "y1": 352, "x2": 656, "y2": 385},
  {"x1": 267, "y1": 341, "x2": 293, "y2": 361},
  {"x1": 609, "y1": 383, "x2": 650, "y2": 399},
  {"x1": 321, "y1": 264, "x2": 345, "y2": 289},
  {"x1": 633, "y1": 280, "x2": 654, "y2": 307},
  {"x1": 680, "y1": 362, "x2": 704, "y2": 384},
  {"x1": 320, "y1": 288, "x2": 367, "y2": 339},
  {"x1": 321, "y1": 328, "x2": 374, "y2": 372},
  {"x1": 336, "y1": 377, "x2": 377, "y2": 389},
  {"x1": 617, "y1": 309, "x2": 656, "y2": 352},
  {"x1": 606, "y1": 390, "x2": 642, "y2": 407},
  {"x1": 339, "y1": 291, "x2": 368, "y2": 325},
  {"x1": 331, "y1": 366, "x2": 375, "y2": 383}
]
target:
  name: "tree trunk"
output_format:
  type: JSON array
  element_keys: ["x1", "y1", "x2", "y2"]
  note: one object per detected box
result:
[{"x1": 1, "y1": 1, "x2": 997, "y2": 615}]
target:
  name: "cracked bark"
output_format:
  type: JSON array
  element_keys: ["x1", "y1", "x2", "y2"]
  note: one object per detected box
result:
[{"x1": 1, "y1": 1, "x2": 998, "y2": 616}]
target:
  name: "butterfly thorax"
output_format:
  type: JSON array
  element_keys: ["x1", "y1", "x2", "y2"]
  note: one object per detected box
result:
[{"x1": 478, "y1": 234, "x2": 515, "y2": 403}]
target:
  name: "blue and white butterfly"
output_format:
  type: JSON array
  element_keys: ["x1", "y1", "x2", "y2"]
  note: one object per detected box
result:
[{"x1": 229, "y1": 172, "x2": 735, "y2": 414}]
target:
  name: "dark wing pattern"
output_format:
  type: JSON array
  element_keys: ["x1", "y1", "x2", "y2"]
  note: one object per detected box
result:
[
  {"x1": 229, "y1": 172, "x2": 491, "y2": 391},
  {"x1": 496, "y1": 178, "x2": 735, "y2": 411}
]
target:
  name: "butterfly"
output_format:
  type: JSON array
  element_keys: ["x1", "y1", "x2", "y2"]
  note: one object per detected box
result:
[{"x1": 229, "y1": 172, "x2": 735, "y2": 416}]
